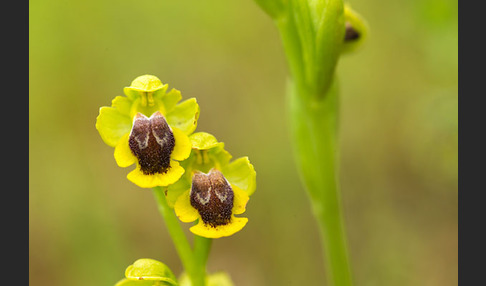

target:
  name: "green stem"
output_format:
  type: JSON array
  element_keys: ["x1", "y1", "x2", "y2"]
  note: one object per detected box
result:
[
  {"x1": 287, "y1": 79, "x2": 352, "y2": 286},
  {"x1": 152, "y1": 187, "x2": 207, "y2": 286},
  {"x1": 271, "y1": 0, "x2": 351, "y2": 284},
  {"x1": 193, "y1": 235, "x2": 212, "y2": 282}
]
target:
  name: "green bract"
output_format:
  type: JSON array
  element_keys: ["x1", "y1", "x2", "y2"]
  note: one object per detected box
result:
[
  {"x1": 222, "y1": 157, "x2": 256, "y2": 197},
  {"x1": 115, "y1": 258, "x2": 178, "y2": 286}
]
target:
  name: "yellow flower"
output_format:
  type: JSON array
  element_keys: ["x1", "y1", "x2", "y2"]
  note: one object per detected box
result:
[
  {"x1": 96, "y1": 75, "x2": 199, "y2": 188},
  {"x1": 174, "y1": 169, "x2": 250, "y2": 238},
  {"x1": 167, "y1": 132, "x2": 256, "y2": 238},
  {"x1": 114, "y1": 112, "x2": 192, "y2": 188}
]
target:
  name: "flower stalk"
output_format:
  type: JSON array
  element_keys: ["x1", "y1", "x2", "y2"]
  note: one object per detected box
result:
[
  {"x1": 193, "y1": 235, "x2": 212, "y2": 281},
  {"x1": 152, "y1": 187, "x2": 203, "y2": 286},
  {"x1": 153, "y1": 187, "x2": 214, "y2": 286}
]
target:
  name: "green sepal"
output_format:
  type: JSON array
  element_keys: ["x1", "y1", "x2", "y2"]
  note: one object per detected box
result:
[
  {"x1": 222, "y1": 157, "x2": 256, "y2": 196},
  {"x1": 189, "y1": 143, "x2": 232, "y2": 174},
  {"x1": 123, "y1": 75, "x2": 169, "y2": 100},
  {"x1": 189, "y1": 132, "x2": 232, "y2": 166},
  {"x1": 124, "y1": 258, "x2": 178, "y2": 285},
  {"x1": 166, "y1": 98, "x2": 200, "y2": 135},
  {"x1": 189, "y1": 132, "x2": 220, "y2": 150},
  {"x1": 342, "y1": 3, "x2": 368, "y2": 54},
  {"x1": 96, "y1": 97, "x2": 133, "y2": 147}
]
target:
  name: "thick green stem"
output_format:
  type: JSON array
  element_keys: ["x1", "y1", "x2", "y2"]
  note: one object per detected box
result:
[
  {"x1": 272, "y1": 1, "x2": 351, "y2": 284},
  {"x1": 152, "y1": 187, "x2": 207, "y2": 286},
  {"x1": 287, "y1": 79, "x2": 352, "y2": 286}
]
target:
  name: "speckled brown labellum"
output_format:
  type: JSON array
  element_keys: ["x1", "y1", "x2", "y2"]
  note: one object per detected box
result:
[
  {"x1": 190, "y1": 170, "x2": 234, "y2": 227},
  {"x1": 344, "y1": 22, "x2": 360, "y2": 41},
  {"x1": 129, "y1": 112, "x2": 175, "y2": 175}
]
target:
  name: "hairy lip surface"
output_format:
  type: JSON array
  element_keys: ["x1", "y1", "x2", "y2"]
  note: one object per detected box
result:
[
  {"x1": 129, "y1": 112, "x2": 175, "y2": 175},
  {"x1": 190, "y1": 170, "x2": 234, "y2": 227}
]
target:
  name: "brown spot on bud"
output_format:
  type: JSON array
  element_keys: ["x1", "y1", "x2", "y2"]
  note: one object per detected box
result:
[
  {"x1": 344, "y1": 22, "x2": 360, "y2": 41},
  {"x1": 129, "y1": 112, "x2": 175, "y2": 175},
  {"x1": 190, "y1": 170, "x2": 234, "y2": 227}
]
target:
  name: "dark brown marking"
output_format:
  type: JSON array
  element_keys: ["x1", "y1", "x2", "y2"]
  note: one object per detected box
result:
[
  {"x1": 344, "y1": 22, "x2": 360, "y2": 41},
  {"x1": 129, "y1": 112, "x2": 175, "y2": 175},
  {"x1": 190, "y1": 170, "x2": 234, "y2": 227}
]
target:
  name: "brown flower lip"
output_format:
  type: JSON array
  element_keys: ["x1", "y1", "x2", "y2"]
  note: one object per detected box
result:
[
  {"x1": 129, "y1": 112, "x2": 175, "y2": 175},
  {"x1": 190, "y1": 170, "x2": 235, "y2": 227}
]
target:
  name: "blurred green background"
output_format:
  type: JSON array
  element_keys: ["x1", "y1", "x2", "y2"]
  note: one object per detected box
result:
[{"x1": 29, "y1": 0, "x2": 457, "y2": 285}]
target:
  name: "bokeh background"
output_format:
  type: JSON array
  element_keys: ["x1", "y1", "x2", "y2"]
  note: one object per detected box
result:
[{"x1": 29, "y1": 0, "x2": 458, "y2": 285}]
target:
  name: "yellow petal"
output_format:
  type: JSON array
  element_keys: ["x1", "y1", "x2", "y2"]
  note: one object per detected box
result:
[
  {"x1": 114, "y1": 133, "x2": 136, "y2": 167},
  {"x1": 127, "y1": 160, "x2": 185, "y2": 188},
  {"x1": 189, "y1": 217, "x2": 248, "y2": 239},
  {"x1": 171, "y1": 127, "x2": 192, "y2": 161},
  {"x1": 232, "y1": 185, "x2": 249, "y2": 215},
  {"x1": 174, "y1": 190, "x2": 199, "y2": 223}
]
